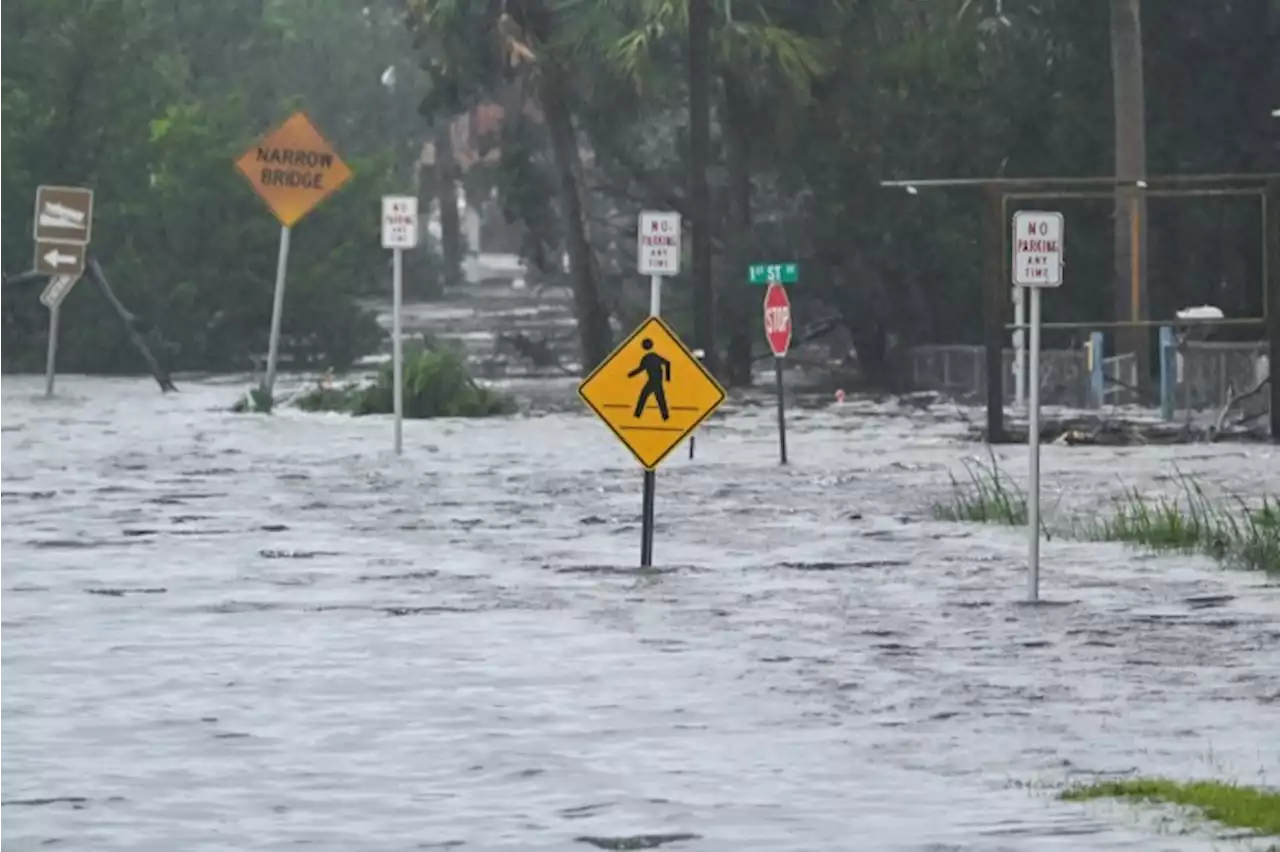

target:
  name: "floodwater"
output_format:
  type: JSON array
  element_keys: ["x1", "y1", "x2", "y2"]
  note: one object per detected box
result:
[{"x1": 3, "y1": 374, "x2": 1278, "y2": 852}]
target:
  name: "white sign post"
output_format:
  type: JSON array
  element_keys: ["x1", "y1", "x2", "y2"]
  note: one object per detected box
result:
[
  {"x1": 1012, "y1": 287, "x2": 1026, "y2": 409},
  {"x1": 635, "y1": 210, "x2": 682, "y2": 569},
  {"x1": 382, "y1": 195, "x2": 419, "y2": 455},
  {"x1": 1012, "y1": 210, "x2": 1064, "y2": 603}
]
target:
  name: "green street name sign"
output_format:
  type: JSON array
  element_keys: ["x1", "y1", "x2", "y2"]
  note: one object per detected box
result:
[{"x1": 748, "y1": 262, "x2": 798, "y2": 285}]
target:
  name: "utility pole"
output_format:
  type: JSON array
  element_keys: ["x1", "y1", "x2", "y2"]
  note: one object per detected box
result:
[{"x1": 1109, "y1": 0, "x2": 1149, "y2": 400}]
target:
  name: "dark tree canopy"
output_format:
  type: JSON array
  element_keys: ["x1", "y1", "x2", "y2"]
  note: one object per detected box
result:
[{"x1": 4, "y1": 0, "x2": 1275, "y2": 381}]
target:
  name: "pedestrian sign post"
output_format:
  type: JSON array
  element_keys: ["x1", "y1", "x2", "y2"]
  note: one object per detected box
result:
[
  {"x1": 236, "y1": 112, "x2": 353, "y2": 402},
  {"x1": 617, "y1": 210, "x2": 692, "y2": 568},
  {"x1": 579, "y1": 316, "x2": 725, "y2": 472}
]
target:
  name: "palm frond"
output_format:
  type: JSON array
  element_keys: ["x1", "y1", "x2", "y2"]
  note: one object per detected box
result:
[{"x1": 720, "y1": 21, "x2": 830, "y2": 97}]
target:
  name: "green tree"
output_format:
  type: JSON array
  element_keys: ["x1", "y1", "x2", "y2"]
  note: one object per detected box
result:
[
  {"x1": 406, "y1": 0, "x2": 614, "y2": 372},
  {"x1": 2, "y1": 0, "x2": 424, "y2": 375}
]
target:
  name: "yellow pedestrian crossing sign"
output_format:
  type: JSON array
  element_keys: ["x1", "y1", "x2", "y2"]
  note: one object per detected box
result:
[{"x1": 579, "y1": 316, "x2": 726, "y2": 470}]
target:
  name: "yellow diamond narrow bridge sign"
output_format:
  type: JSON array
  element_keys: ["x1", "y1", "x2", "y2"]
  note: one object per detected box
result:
[{"x1": 579, "y1": 316, "x2": 726, "y2": 470}]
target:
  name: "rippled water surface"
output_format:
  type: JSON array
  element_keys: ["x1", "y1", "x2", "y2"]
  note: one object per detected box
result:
[{"x1": 4, "y1": 375, "x2": 1279, "y2": 851}]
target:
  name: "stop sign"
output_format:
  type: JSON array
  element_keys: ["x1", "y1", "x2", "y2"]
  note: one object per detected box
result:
[{"x1": 763, "y1": 281, "x2": 792, "y2": 357}]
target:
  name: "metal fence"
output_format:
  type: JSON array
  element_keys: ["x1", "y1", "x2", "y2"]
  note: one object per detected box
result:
[
  {"x1": 1176, "y1": 340, "x2": 1268, "y2": 410},
  {"x1": 908, "y1": 339, "x2": 1270, "y2": 416},
  {"x1": 908, "y1": 345, "x2": 1089, "y2": 407},
  {"x1": 1102, "y1": 352, "x2": 1139, "y2": 406}
]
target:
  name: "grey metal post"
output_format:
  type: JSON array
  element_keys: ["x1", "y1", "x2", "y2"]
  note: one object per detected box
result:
[
  {"x1": 393, "y1": 246, "x2": 405, "y2": 454},
  {"x1": 1027, "y1": 286, "x2": 1042, "y2": 602},
  {"x1": 44, "y1": 304, "x2": 60, "y2": 397},
  {"x1": 263, "y1": 225, "x2": 292, "y2": 399},
  {"x1": 641, "y1": 272, "x2": 662, "y2": 567}
]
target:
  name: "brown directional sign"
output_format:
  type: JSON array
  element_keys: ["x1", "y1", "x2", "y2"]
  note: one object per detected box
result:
[
  {"x1": 235, "y1": 112, "x2": 353, "y2": 228},
  {"x1": 34, "y1": 186, "x2": 94, "y2": 245},
  {"x1": 34, "y1": 240, "x2": 86, "y2": 278}
]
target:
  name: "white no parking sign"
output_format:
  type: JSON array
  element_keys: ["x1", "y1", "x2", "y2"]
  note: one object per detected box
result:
[{"x1": 1012, "y1": 210, "x2": 1064, "y2": 287}]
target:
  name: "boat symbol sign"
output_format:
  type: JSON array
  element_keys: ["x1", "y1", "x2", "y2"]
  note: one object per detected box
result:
[{"x1": 33, "y1": 186, "x2": 94, "y2": 245}]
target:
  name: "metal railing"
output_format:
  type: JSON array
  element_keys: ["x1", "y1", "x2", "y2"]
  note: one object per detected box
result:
[
  {"x1": 909, "y1": 344, "x2": 1090, "y2": 407},
  {"x1": 910, "y1": 337, "x2": 1271, "y2": 418},
  {"x1": 1174, "y1": 340, "x2": 1269, "y2": 412}
]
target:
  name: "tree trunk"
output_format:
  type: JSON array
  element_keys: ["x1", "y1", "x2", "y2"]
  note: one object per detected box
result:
[
  {"x1": 1110, "y1": 0, "x2": 1149, "y2": 400},
  {"x1": 688, "y1": 0, "x2": 718, "y2": 376},
  {"x1": 541, "y1": 60, "x2": 612, "y2": 371},
  {"x1": 435, "y1": 122, "x2": 464, "y2": 291},
  {"x1": 850, "y1": 323, "x2": 892, "y2": 389},
  {"x1": 721, "y1": 72, "x2": 754, "y2": 387},
  {"x1": 414, "y1": 152, "x2": 442, "y2": 299},
  {"x1": 87, "y1": 258, "x2": 177, "y2": 392}
]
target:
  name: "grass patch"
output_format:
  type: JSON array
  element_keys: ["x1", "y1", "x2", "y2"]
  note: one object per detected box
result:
[
  {"x1": 1088, "y1": 486, "x2": 1216, "y2": 551},
  {"x1": 1062, "y1": 777, "x2": 1280, "y2": 838},
  {"x1": 932, "y1": 454, "x2": 1278, "y2": 574},
  {"x1": 294, "y1": 345, "x2": 513, "y2": 419},
  {"x1": 931, "y1": 449, "x2": 1027, "y2": 525},
  {"x1": 1085, "y1": 475, "x2": 1279, "y2": 574}
]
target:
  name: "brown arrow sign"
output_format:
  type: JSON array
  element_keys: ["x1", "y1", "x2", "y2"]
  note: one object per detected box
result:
[
  {"x1": 35, "y1": 240, "x2": 86, "y2": 278},
  {"x1": 34, "y1": 185, "x2": 94, "y2": 245}
]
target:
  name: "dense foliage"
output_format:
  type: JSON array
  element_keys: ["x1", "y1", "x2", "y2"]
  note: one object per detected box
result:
[
  {"x1": 4, "y1": 0, "x2": 1274, "y2": 383},
  {"x1": 2, "y1": 0, "x2": 432, "y2": 374},
  {"x1": 407, "y1": 0, "x2": 1276, "y2": 383}
]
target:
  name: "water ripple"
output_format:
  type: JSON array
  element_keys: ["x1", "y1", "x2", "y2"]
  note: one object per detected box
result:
[{"x1": 3, "y1": 374, "x2": 1278, "y2": 852}]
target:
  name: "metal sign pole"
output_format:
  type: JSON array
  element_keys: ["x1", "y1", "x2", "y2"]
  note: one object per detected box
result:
[
  {"x1": 392, "y1": 246, "x2": 405, "y2": 455},
  {"x1": 775, "y1": 356, "x2": 788, "y2": 464},
  {"x1": 1011, "y1": 208, "x2": 1062, "y2": 603},
  {"x1": 381, "y1": 195, "x2": 420, "y2": 452},
  {"x1": 641, "y1": 271, "x2": 662, "y2": 568},
  {"x1": 45, "y1": 303, "x2": 60, "y2": 397},
  {"x1": 263, "y1": 225, "x2": 292, "y2": 399},
  {"x1": 689, "y1": 349, "x2": 704, "y2": 459},
  {"x1": 763, "y1": 279, "x2": 792, "y2": 464},
  {"x1": 1013, "y1": 286, "x2": 1027, "y2": 409},
  {"x1": 1027, "y1": 285, "x2": 1042, "y2": 602}
]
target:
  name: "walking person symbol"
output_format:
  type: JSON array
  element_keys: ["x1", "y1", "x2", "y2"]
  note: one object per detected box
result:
[{"x1": 628, "y1": 338, "x2": 671, "y2": 420}]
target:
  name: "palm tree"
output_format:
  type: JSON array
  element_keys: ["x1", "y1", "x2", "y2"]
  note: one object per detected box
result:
[
  {"x1": 592, "y1": 0, "x2": 831, "y2": 383},
  {"x1": 405, "y1": 0, "x2": 613, "y2": 371}
]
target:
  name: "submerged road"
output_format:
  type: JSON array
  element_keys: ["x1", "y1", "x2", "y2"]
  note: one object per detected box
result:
[{"x1": 3, "y1": 375, "x2": 1278, "y2": 851}]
